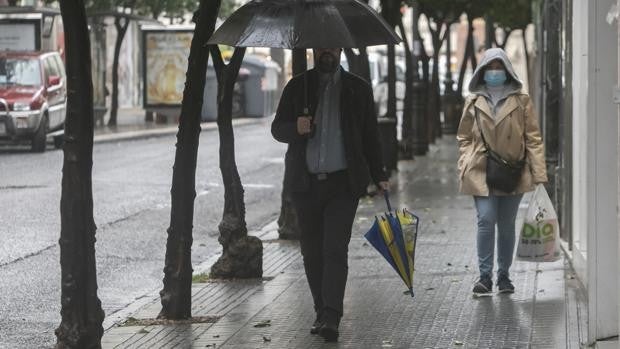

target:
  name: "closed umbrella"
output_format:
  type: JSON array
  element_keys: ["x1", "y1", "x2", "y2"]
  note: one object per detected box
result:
[{"x1": 364, "y1": 192, "x2": 420, "y2": 297}]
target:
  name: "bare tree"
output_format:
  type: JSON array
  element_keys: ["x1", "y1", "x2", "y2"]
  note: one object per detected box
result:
[
  {"x1": 108, "y1": 1, "x2": 136, "y2": 126},
  {"x1": 158, "y1": 0, "x2": 220, "y2": 320},
  {"x1": 55, "y1": 0, "x2": 105, "y2": 347},
  {"x1": 208, "y1": 46, "x2": 263, "y2": 279}
]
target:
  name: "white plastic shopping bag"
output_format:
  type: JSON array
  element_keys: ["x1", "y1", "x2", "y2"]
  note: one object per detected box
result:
[{"x1": 516, "y1": 184, "x2": 561, "y2": 262}]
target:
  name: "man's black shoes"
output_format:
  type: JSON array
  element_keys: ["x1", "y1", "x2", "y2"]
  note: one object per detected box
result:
[
  {"x1": 319, "y1": 323, "x2": 339, "y2": 342},
  {"x1": 310, "y1": 316, "x2": 323, "y2": 334},
  {"x1": 317, "y1": 308, "x2": 340, "y2": 342},
  {"x1": 472, "y1": 277, "x2": 492, "y2": 294}
]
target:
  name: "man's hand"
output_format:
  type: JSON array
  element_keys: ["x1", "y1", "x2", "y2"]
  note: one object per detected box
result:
[
  {"x1": 297, "y1": 116, "x2": 313, "y2": 135},
  {"x1": 377, "y1": 181, "x2": 389, "y2": 195}
]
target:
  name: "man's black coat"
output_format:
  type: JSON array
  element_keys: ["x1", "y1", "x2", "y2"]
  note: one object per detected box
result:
[{"x1": 271, "y1": 68, "x2": 388, "y2": 198}]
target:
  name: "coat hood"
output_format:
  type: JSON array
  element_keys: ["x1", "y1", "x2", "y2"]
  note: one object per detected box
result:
[{"x1": 468, "y1": 48, "x2": 523, "y2": 96}]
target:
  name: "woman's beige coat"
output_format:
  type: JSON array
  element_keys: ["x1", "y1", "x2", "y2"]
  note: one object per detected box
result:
[{"x1": 456, "y1": 93, "x2": 547, "y2": 196}]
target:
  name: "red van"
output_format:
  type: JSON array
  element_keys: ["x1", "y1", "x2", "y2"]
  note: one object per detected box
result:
[{"x1": 0, "y1": 51, "x2": 66, "y2": 152}]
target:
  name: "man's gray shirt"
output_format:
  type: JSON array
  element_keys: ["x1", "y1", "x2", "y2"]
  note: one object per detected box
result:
[{"x1": 306, "y1": 68, "x2": 347, "y2": 174}]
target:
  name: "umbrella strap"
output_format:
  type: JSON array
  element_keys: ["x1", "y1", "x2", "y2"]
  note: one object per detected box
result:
[{"x1": 384, "y1": 191, "x2": 392, "y2": 212}]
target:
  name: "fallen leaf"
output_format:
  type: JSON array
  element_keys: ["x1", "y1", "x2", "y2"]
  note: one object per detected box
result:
[
  {"x1": 446, "y1": 263, "x2": 452, "y2": 266},
  {"x1": 137, "y1": 328, "x2": 150, "y2": 334},
  {"x1": 200, "y1": 243, "x2": 206, "y2": 247},
  {"x1": 253, "y1": 320, "x2": 271, "y2": 328},
  {"x1": 382, "y1": 339, "x2": 393, "y2": 347},
  {"x1": 213, "y1": 335, "x2": 220, "y2": 338},
  {"x1": 363, "y1": 242, "x2": 369, "y2": 247},
  {"x1": 454, "y1": 340, "x2": 464, "y2": 346},
  {"x1": 263, "y1": 336, "x2": 271, "y2": 342},
  {"x1": 425, "y1": 287, "x2": 435, "y2": 291},
  {"x1": 464, "y1": 265, "x2": 469, "y2": 268},
  {"x1": 538, "y1": 289, "x2": 545, "y2": 293},
  {"x1": 536, "y1": 269, "x2": 543, "y2": 273},
  {"x1": 451, "y1": 279, "x2": 460, "y2": 283},
  {"x1": 432, "y1": 220, "x2": 437, "y2": 224}
]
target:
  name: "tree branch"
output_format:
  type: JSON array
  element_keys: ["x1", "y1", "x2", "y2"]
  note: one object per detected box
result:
[{"x1": 209, "y1": 45, "x2": 225, "y2": 81}]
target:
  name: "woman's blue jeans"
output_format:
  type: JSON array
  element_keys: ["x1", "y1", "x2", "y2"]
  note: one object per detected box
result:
[{"x1": 474, "y1": 194, "x2": 523, "y2": 280}]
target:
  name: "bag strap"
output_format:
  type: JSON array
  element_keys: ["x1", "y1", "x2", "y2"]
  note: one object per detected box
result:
[{"x1": 472, "y1": 96, "x2": 491, "y2": 153}]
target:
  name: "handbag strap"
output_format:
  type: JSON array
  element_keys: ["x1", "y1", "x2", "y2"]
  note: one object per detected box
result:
[{"x1": 472, "y1": 97, "x2": 491, "y2": 153}]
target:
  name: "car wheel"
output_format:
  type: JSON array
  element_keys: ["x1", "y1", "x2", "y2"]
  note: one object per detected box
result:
[
  {"x1": 53, "y1": 135, "x2": 64, "y2": 149},
  {"x1": 31, "y1": 114, "x2": 48, "y2": 153}
]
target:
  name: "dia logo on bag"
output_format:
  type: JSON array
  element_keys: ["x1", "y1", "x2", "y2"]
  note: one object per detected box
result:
[{"x1": 517, "y1": 185, "x2": 562, "y2": 262}]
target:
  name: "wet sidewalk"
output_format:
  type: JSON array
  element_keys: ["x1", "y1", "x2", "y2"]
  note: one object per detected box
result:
[{"x1": 101, "y1": 137, "x2": 585, "y2": 349}]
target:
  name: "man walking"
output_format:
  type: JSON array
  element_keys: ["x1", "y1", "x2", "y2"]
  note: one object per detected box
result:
[{"x1": 271, "y1": 47, "x2": 389, "y2": 342}]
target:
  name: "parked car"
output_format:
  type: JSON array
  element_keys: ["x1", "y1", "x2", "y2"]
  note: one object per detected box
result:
[{"x1": 0, "y1": 51, "x2": 66, "y2": 152}]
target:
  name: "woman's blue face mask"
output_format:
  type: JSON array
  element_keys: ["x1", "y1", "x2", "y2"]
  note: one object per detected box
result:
[{"x1": 484, "y1": 69, "x2": 507, "y2": 86}]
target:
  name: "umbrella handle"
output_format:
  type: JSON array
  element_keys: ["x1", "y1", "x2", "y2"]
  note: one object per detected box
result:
[{"x1": 383, "y1": 190, "x2": 392, "y2": 212}]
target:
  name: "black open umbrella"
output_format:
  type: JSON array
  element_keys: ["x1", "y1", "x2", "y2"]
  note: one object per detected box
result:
[{"x1": 207, "y1": 0, "x2": 401, "y2": 49}]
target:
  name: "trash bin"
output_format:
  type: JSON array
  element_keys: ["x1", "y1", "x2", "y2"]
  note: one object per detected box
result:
[
  {"x1": 201, "y1": 63, "x2": 250, "y2": 122},
  {"x1": 240, "y1": 55, "x2": 281, "y2": 118},
  {"x1": 377, "y1": 117, "x2": 398, "y2": 172},
  {"x1": 201, "y1": 62, "x2": 218, "y2": 122}
]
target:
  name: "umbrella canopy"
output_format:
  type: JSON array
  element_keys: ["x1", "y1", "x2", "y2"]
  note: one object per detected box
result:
[{"x1": 207, "y1": 0, "x2": 401, "y2": 48}]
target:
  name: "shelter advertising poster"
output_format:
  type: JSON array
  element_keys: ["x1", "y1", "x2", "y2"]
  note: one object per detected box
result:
[{"x1": 143, "y1": 30, "x2": 192, "y2": 107}]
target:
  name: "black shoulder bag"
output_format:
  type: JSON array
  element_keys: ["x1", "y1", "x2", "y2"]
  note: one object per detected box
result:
[{"x1": 473, "y1": 102, "x2": 526, "y2": 193}]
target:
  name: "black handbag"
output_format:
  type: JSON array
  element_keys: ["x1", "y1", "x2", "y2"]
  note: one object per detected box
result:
[{"x1": 474, "y1": 105, "x2": 525, "y2": 193}]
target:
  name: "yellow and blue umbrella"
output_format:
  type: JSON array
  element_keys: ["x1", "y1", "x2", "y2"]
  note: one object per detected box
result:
[{"x1": 364, "y1": 192, "x2": 419, "y2": 297}]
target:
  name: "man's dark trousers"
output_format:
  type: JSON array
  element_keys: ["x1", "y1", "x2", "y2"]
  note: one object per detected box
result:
[{"x1": 292, "y1": 170, "x2": 359, "y2": 318}]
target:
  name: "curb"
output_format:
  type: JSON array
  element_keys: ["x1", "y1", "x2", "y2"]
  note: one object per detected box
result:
[{"x1": 93, "y1": 118, "x2": 263, "y2": 144}]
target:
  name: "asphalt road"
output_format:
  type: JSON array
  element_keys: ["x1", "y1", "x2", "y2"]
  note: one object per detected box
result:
[{"x1": 0, "y1": 118, "x2": 287, "y2": 348}]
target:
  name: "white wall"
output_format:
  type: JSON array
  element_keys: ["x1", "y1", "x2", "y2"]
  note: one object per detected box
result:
[{"x1": 573, "y1": 0, "x2": 619, "y2": 344}]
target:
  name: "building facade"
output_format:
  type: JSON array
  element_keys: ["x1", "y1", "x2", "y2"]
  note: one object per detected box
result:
[{"x1": 537, "y1": 0, "x2": 620, "y2": 346}]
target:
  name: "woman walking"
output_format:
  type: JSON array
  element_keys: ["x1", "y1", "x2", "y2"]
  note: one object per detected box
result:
[{"x1": 457, "y1": 48, "x2": 547, "y2": 294}]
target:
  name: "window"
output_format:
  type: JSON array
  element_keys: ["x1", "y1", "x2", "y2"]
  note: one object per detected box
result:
[
  {"x1": 0, "y1": 58, "x2": 41, "y2": 86},
  {"x1": 44, "y1": 56, "x2": 60, "y2": 80}
]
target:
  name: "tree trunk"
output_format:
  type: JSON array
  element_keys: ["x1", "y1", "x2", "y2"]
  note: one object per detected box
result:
[
  {"x1": 419, "y1": 36, "x2": 432, "y2": 144},
  {"x1": 457, "y1": 18, "x2": 474, "y2": 96},
  {"x1": 427, "y1": 20, "x2": 445, "y2": 141},
  {"x1": 158, "y1": 0, "x2": 219, "y2": 320},
  {"x1": 469, "y1": 23, "x2": 478, "y2": 71},
  {"x1": 209, "y1": 46, "x2": 262, "y2": 279},
  {"x1": 55, "y1": 1, "x2": 105, "y2": 348},
  {"x1": 398, "y1": 19, "x2": 414, "y2": 159},
  {"x1": 108, "y1": 15, "x2": 130, "y2": 126},
  {"x1": 485, "y1": 15, "x2": 494, "y2": 49}
]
